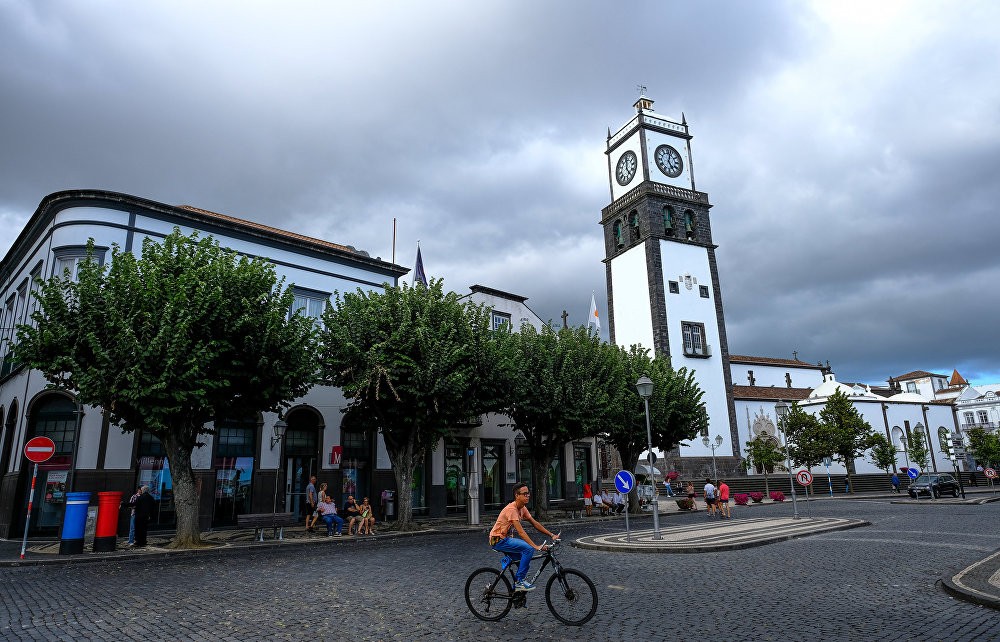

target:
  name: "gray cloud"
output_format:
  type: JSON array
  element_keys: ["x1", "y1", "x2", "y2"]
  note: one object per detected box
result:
[{"x1": 1, "y1": 0, "x2": 997, "y2": 386}]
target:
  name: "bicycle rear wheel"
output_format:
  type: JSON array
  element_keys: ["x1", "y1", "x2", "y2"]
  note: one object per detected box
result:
[
  {"x1": 545, "y1": 568, "x2": 597, "y2": 626},
  {"x1": 465, "y1": 567, "x2": 513, "y2": 621}
]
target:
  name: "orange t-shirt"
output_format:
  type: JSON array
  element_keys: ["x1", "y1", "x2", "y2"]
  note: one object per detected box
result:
[{"x1": 489, "y1": 501, "x2": 530, "y2": 539}]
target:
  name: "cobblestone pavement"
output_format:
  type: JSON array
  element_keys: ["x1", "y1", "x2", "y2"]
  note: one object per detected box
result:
[{"x1": 0, "y1": 498, "x2": 998, "y2": 641}]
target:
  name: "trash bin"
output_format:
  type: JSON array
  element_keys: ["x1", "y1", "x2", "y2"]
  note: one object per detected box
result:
[
  {"x1": 59, "y1": 492, "x2": 92, "y2": 555},
  {"x1": 93, "y1": 491, "x2": 123, "y2": 552}
]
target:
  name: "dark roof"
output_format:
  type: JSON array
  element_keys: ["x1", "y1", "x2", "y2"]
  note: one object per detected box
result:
[
  {"x1": 893, "y1": 370, "x2": 946, "y2": 381},
  {"x1": 467, "y1": 284, "x2": 529, "y2": 303},
  {"x1": 732, "y1": 385, "x2": 813, "y2": 401},
  {"x1": 729, "y1": 355, "x2": 825, "y2": 369}
]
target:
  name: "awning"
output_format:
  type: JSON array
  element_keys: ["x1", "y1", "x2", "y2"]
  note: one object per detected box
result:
[{"x1": 633, "y1": 463, "x2": 662, "y2": 477}]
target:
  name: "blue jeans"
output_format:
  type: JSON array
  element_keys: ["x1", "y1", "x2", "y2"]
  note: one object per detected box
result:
[
  {"x1": 128, "y1": 513, "x2": 136, "y2": 544},
  {"x1": 492, "y1": 537, "x2": 534, "y2": 583},
  {"x1": 322, "y1": 514, "x2": 344, "y2": 535}
]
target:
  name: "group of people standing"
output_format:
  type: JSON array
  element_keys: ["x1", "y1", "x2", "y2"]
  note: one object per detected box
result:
[
  {"x1": 699, "y1": 478, "x2": 731, "y2": 518},
  {"x1": 124, "y1": 485, "x2": 156, "y2": 547},
  {"x1": 581, "y1": 483, "x2": 627, "y2": 516},
  {"x1": 303, "y1": 476, "x2": 376, "y2": 537}
]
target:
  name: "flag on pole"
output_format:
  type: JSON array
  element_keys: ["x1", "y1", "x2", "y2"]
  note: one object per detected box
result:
[
  {"x1": 588, "y1": 292, "x2": 601, "y2": 333},
  {"x1": 413, "y1": 245, "x2": 427, "y2": 286}
]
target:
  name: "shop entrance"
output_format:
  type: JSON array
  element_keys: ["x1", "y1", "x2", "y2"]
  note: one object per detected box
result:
[
  {"x1": 283, "y1": 407, "x2": 320, "y2": 520},
  {"x1": 285, "y1": 455, "x2": 317, "y2": 520}
]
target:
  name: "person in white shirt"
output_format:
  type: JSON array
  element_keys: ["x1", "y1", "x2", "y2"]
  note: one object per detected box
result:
[
  {"x1": 614, "y1": 491, "x2": 626, "y2": 513},
  {"x1": 592, "y1": 490, "x2": 607, "y2": 515},
  {"x1": 599, "y1": 490, "x2": 614, "y2": 515},
  {"x1": 703, "y1": 478, "x2": 717, "y2": 517}
]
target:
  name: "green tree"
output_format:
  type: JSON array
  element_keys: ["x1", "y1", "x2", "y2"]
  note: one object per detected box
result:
[
  {"x1": 14, "y1": 231, "x2": 318, "y2": 548},
  {"x1": 317, "y1": 279, "x2": 509, "y2": 530},
  {"x1": 782, "y1": 402, "x2": 831, "y2": 473},
  {"x1": 907, "y1": 429, "x2": 930, "y2": 471},
  {"x1": 500, "y1": 325, "x2": 620, "y2": 518},
  {"x1": 965, "y1": 427, "x2": 1000, "y2": 469},
  {"x1": 603, "y1": 345, "x2": 707, "y2": 512},
  {"x1": 743, "y1": 434, "x2": 786, "y2": 496},
  {"x1": 867, "y1": 432, "x2": 900, "y2": 478},
  {"x1": 819, "y1": 389, "x2": 875, "y2": 493}
]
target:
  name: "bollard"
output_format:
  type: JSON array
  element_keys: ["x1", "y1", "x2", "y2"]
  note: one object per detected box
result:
[
  {"x1": 59, "y1": 492, "x2": 92, "y2": 555},
  {"x1": 93, "y1": 491, "x2": 123, "y2": 552}
]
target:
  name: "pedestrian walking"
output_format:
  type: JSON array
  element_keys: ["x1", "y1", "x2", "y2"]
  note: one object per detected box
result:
[
  {"x1": 686, "y1": 481, "x2": 697, "y2": 511},
  {"x1": 124, "y1": 485, "x2": 142, "y2": 546},
  {"x1": 890, "y1": 473, "x2": 900, "y2": 493},
  {"x1": 664, "y1": 478, "x2": 675, "y2": 497},
  {"x1": 717, "y1": 480, "x2": 730, "y2": 518},
  {"x1": 133, "y1": 485, "x2": 156, "y2": 547}
]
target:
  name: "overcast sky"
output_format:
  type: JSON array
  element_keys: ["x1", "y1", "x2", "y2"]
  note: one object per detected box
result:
[{"x1": 2, "y1": 0, "x2": 999, "y2": 387}]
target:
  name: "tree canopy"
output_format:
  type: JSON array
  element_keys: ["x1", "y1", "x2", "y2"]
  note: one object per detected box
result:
[
  {"x1": 867, "y1": 432, "x2": 900, "y2": 477},
  {"x1": 743, "y1": 434, "x2": 786, "y2": 496},
  {"x1": 14, "y1": 230, "x2": 318, "y2": 547},
  {"x1": 602, "y1": 345, "x2": 707, "y2": 510},
  {"x1": 318, "y1": 278, "x2": 509, "y2": 529},
  {"x1": 782, "y1": 402, "x2": 831, "y2": 470},
  {"x1": 965, "y1": 427, "x2": 1000, "y2": 469},
  {"x1": 498, "y1": 325, "x2": 621, "y2": 517}
]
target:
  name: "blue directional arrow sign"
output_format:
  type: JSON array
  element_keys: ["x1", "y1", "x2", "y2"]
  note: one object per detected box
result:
[
  {"x1": 614, "y1": 470, "x2": 636, "y2": 494},
  {"x1": 907, "y1": 467, "x2": 920, "y2": 479}
]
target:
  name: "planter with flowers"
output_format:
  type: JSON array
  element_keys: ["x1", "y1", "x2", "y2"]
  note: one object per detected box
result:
[
  {"x1": 675, "y1": 498, "x2": 695, "y2": 511},
  {"x1": 734, "y1": 493, "x2": 750, "y2": 506},
  {"x1": 749, "y1": 492, "x2": 764, "y2": 503},
  {"x1": 769, "y1": 491, "x2": 785, "y2": 502}
]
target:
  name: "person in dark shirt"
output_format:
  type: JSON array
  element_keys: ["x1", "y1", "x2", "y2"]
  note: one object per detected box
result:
[{"x1": 133, "y1": 485, "x2": 157, "y2": 547}]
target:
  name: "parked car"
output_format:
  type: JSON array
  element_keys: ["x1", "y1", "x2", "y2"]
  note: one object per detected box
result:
[{"x1": 907, "y1": 473, "x2": 960, "y2": 498}]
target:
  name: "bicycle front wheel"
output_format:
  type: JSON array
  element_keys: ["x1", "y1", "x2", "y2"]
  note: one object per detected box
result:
[
  {"x1": 545, "y1": 568, "x2": 598, "y2": 626},
  {"x1": 465, "y1": 567, "x2": 513, "y2": 622}
]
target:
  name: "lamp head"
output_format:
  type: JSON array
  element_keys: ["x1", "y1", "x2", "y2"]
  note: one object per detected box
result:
[
  {"x1": 774, "y1": 400, "x2": 790, "y2": 420},
  {"x1": 636, "y1": 375, "x2": 654, "y2": 399},
  {"x1": 701, "y1": 435, "x2": 710, "y2": 448},
  {"x1": 714, "y1": 434, "x2": 723, "y2": 447}
]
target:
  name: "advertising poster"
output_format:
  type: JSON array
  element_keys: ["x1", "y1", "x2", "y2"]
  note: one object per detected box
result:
[
  {"x1": 44, "y1": 470, "x2": 68, "y2": 504},
  {"x1": 138, "y1": 456, "x2": 173, "y2": 502},
  {"x1": 215, "y1": 457, "x2": 253, "y2": 500},
  {"x1": 342, "y1": 468, "x2": 357, "y2": 497}
]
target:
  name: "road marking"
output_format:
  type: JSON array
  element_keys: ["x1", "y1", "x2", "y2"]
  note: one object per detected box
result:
[{"x1": 816, "y1": 536, "x2": 993, "y2": 552}]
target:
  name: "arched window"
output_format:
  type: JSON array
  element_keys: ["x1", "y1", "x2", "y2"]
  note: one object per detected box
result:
[
  {"x1": 613, "y1": 220, "x2": 624, "y2": 248},
  {"x1": 891, "y1": 426, "x2": 904, "y2": 450},
  {"x1": 663, "y1": 206, "x2": 674, "y2": 234},
  {"x1": 629, "y1": 210, "x2": 640, "y2": 240},
  {"x1": 937, "y1": 426, "x2": 950, "y2": 451}
]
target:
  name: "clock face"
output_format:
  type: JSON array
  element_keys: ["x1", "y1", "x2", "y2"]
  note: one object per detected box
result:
[
  {"x1": 616, "y1": 151, "x2": 637, "y2": 186},
  {"x1": 654, "y1": 144, "x2": 683, "y2": 178}
]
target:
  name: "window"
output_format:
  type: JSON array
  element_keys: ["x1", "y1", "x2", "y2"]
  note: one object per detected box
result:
[
  {"x1": 699, "y1": 285, "x2": 709, "y2": 298},
  {"x1": 491, "y1": 311, "x2": 511, "y2": 331},
  {"x1": 663, "y1": 206, "x2": 675, "y2": 234},
  {"x1": 977, "y1": 410, "x2": 989, "y2": 425},
  {"x1": 668, "y1": 281, "x2": 679, "y2": 294},
  {"x1": 629, "y1": 210, "x2": 640, "y2": 240},
  {"x1": 613, "y1": 221, "x2": 624, "y2": 248},
  {"x1": 906, "y1": 382, "x2": 917, "y2": 393},
  {"x1": 963, "y1": 411, "x2": 975, "y2": 427},
  {"x1": 681, "y1": 321, "x2": 710, "y2": 357},
  {"x1": 291, "y1": 288, "x2": 328, "y2": 321},
  {"x1": 52, "y1": 245, "x2": 108, "y2": 281}
]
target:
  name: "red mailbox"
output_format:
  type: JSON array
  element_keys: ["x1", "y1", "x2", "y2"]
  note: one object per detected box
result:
[{"x1": 93, "y1": 491, "x2": 123, "y2": 552}]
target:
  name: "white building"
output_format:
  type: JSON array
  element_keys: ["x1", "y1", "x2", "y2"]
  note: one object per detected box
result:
[{"x1": 0, "y1": 189, "x2": 596, "y2": 538}]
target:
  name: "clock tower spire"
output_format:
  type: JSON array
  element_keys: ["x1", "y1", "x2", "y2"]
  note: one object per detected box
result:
[{"x1": 601, "y1": 95, "x2": 737, "y2": 470}]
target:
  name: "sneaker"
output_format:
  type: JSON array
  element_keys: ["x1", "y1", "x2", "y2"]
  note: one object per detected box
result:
[
  {"x1": 326, "y1": 534, "x2": 332, "y2": 538},
  {"x1": 335, "y1": 532, "x2": 342, "y2": 537},
  {"x1": 513, "y1": 580, "x2": 536, "y2": 592}
]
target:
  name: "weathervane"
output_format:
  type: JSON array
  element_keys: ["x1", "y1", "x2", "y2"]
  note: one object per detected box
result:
[{"x1": 636, "y1": 84, "x2": 647, "y2": 98}]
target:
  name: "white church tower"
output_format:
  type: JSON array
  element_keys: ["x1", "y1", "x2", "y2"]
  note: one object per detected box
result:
[{"x1": 602, "y1": 93, "x2": 738, "y2": 471}]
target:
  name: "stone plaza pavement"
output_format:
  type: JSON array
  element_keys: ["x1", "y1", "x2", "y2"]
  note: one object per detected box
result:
[{"x1": 1, "y1": 489, "x2": 998, "y2": 613}]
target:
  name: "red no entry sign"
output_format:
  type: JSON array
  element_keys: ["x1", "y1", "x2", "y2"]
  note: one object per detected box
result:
[
  {"x1": 24, "y1": 436, "x2": 55, "y2": 463},
  {"x1": 796, "y1": 469, "x2": 813, "y2": 486},
  {"x1": 985, "y1": 468, "x2": 997, "y2": 479}
]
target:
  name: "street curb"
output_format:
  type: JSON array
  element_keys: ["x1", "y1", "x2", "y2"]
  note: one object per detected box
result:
[
  {"x1": 570, "y1": 519, "x2": 871, "y2": 554},
  {"x1": 940, "y1": 549, "x2": 1000, "y2": 611}
]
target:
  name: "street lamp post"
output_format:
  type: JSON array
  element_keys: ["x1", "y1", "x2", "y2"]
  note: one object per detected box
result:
[
  {"x1": 701, "y1": 434, "x2": 723, "y2": 480},
  {"x1": 774, "y1": 401, "x2": 800, "y2": 519},
  {"x1": 636, "y1": 375, "x2": 661, "y2": 541},
  {"x1": 271, "y1": 420, "x2": 288, "y2": 516},
  {"x1": 948, "y1": 431, "x2": 967, "y2": 499},
  {"x1": 900, "y1": 436, "x2": 910, "y2": 470}
]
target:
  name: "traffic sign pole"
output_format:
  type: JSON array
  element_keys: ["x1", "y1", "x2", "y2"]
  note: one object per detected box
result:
[
  {"x1": 614, "y1": 470, "x2": 636, "y2": 543},
  {"x1": 20, "y1": 463, "x2": 39, "y2": 560}
]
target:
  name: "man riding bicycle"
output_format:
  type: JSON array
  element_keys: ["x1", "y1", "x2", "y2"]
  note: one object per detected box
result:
[{"x1": 488, "y1": 483, "x2": 560, "y2": 592}]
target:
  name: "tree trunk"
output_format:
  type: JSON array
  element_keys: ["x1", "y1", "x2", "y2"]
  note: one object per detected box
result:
[
  {"x1": 389, "y1": 441, "x2": 419, "y2": 531},
  {"x1": 161, "y1": 432, "x2": 204, "y2": 549},
  {"x1": 764, "y1": 472, "x2": 770, "y2": 497},
  {"x1": 531, "y1": 458, "x2": 552, "y2": 520}
]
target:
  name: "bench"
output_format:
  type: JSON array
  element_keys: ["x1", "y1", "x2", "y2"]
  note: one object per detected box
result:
[
  {"x1": 558, "y1": 499, "x2": 585, "y2": 519},
  {"x1": 237, "y1": 512, "x2": 299, "y2": 541}
]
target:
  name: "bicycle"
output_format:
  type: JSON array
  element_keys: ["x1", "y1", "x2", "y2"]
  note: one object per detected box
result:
[{"x1": 464, "y1": 540, "x2": 598, "y2": 626}]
